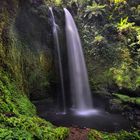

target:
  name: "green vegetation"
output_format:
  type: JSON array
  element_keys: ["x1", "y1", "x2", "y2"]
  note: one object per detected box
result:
[
  {"x1": 0, "y1": 66, "x2": 69, "y2": 139},
  {"x1": 0, "y1": 0, "x2": 140, "y2": 139},
  {"x1": 0, "y1": 115, "x2": 69, "y2": 140},
  {"x1": 117, "y1": 17, "x2": 135, "y2": 32},
  {"x1": 0, "y1": 69, "x2": 36, "y2": 116},
  {"x1": 0, "y1": 67, "x2": 69, "y2": 139},
  {"x1": 54, "y1": 0, "x2": 62, "y2": 5},
  {"x1": 109, "y1": 0, "x2": 126, "y2": 4},
  {"x1": 78, "y1": 0, "x2": 140, "y2": 91},
  {"x1": 114, "y1": 93, "x2": 140, "y2": 106},
  {"x1": 88, "y1": 129, "x2": 140, "y2": 140}
]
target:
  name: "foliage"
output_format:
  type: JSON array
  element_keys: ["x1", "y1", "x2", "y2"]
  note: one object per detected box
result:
[
  {"x1": 0, "y1": 69, "x2": 69, "y2": 139},
  {"x1": 0, "y1": 115, "x2": 69, "y2": 140},
  {"x1": 0, "y1": 128, "x2": 33, "y2": 140},
  {"x1": 0, "y1": 0, "x2": 140, "y2": 139},
  {"x1": 114, "y1": 93, "x2": 140, "y2": 106},
  {"x1": 0, "y1": 69, "x2": 36, "y2": 116},
  {"x1": 0, "y1": 67, "x2": 68, "y2": 139},
  {"x1": 93, "y1": 35, "x2": 106, "y2": 44},
  {"x1": 54, "y1": 0, "x2": 62, "y2": 6},
  {"x1": 109, "y1": 0, "x2": 127, "y2": 4},
  {"x1": 83, "y1": 2, "x2": 106, "y2": 23},
  {"x1": 45, "y1": 0, "x2": 63, "y2": 6},
  {"x1": 0, "y1": 2, "x2": 69, "y2": 140},
  {"x1": 77, "y1": 0, "x2": 140, "y2": 92},
  {"x1": 117, "y1": 17, "x2": 135, "y2": 32},
  {"x1": 86, "y1": 2, "x2": 106, "y2": 12},
  {"x1": 110, "y1": 65, "x2": 138, "y2": 89},
  {"x1": 88, "y1": 129, "x2": 140, "y2": 140}
]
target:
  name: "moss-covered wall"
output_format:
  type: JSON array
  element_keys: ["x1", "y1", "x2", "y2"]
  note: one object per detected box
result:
[
  {"x1": 0, "y1": 1, "x2": 69, "y2": 139},
  {"x1": 0, "y1": 0, "x2": 59, "y2": 101}
]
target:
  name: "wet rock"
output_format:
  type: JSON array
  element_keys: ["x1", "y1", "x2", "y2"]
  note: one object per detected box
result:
[
  {"x1": 134, "y1": 109, "x2": 140, "y2": 115},
  {"x1": 118, "y1": 87, "x2": 140, "y2": 97},
  {"x1": 135, "y1": 121, "x2": 140, "y2": 129},
  {"x1": 127, "y1": 112, "x2": 134, "y2": 121},
  {"x1": 94, "y1": 90, "x2": 111, "y2": 99},
  {"x1": 109, "y1": 99, "x2": 123, "y2": 113}
]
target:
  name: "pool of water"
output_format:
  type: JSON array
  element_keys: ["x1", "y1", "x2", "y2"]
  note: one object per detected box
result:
[{"x1": 33, "y1": 99, "x2": 132, "y2": 132}]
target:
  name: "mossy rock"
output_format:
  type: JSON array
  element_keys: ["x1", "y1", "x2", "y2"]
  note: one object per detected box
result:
[
  {"x1": 109, "y1": 99, "x2": 124, "y2": 113},
  {"x1": 114, "y1": 93, "x2": 140, "y2": 106}
]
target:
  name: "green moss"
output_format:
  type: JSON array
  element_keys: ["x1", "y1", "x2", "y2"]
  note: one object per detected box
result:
[
  {"x1": 0, "y1": 115, "x2": 69, "y2": 140},
  {"x1": 0, "y1": 69, "x2": 69, "y2": 139},
  {"x1": 0, "y1": 128, "x2": 33, "y2": 140},
  {"x1": 135, "y1": 98, "x2": 140, "y2": 105},
  {"x1": 0, "y1": 67, "x2": 69, "y2": 139},
  {"x1": 0, "y1": 69, "x2": 36, "y2": 116},
  {"x1": 88, "y1": 129, "x2": 140, "y2": 140}
]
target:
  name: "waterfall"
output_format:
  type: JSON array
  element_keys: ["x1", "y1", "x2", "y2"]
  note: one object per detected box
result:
[
  {"x1": 49, "y1": 7, "x2": 66, "y2": 113},
  {"x1": 64, "y1": 8, "x2": 94, "y2": 114}
]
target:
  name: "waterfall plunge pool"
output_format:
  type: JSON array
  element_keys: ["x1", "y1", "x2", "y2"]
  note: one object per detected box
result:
[{"x1": 34, "y1": 98, "x2": 132, "y2": 132}]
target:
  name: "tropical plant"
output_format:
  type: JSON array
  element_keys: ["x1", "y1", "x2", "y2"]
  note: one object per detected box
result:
[
  {"x1": 109, "y1": 0, "x2": 127, "y2": 4},
  {"x1": 84, "y1": 2, "x2": 106, "y2": 19},
  {"x1": 117, "y1": 17, "x2": 135, "y2": 32}
]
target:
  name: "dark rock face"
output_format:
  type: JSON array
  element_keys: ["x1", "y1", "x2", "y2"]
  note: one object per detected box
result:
[
  {"x1": 0, "y1": 0, "x2": 18, "y2": 46},
  {"x1": 109, "y1": 99, "x2": 123, "y2": 113},
  {"x1": 19, "y1": 0, "x2": 44, "y2": 7},
  {"x1": 14, "y1": 1, "x2": 54, "y2": 100},
  {"x1": 31, "y1": 0, "x2": 43, "y2": 5},
  {"x1": 108, "y1": 98, "x2": 140, "y2": 129},
  {"x1": 134, "y1": 109, "x2": 140, "y2": 128},
  {"x1": 118, "y1": 88, "x2": 140, "y2": 97},
  {"x1": 16, "y1": 1, "x2": 52, "y2": 51}
]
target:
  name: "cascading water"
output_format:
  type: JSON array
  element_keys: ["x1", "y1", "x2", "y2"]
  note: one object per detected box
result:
[
  {"x1": 49, "y1": 7, "x2": 66, "y2": 113},
  {"x1": 64, "y1": 8, "x2": 94, "y2": 115}
]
